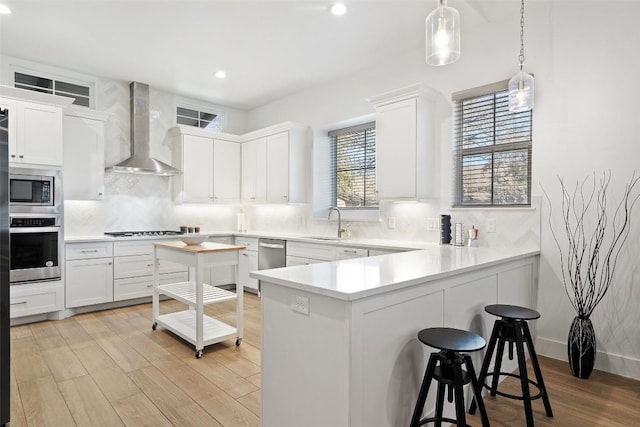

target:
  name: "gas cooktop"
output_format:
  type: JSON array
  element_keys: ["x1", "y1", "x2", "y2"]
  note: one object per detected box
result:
[{"x1": 104, "y1": 230, "x2": 184, "y2": 237}]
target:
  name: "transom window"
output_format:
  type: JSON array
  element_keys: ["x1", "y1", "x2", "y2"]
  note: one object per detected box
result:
[
  {"x1": 329, "y1": 122, "x2": 378, "y2": 208},
  {"x1": 176, "y1": 106, "x2": 222, "y2": 130},
  {"x1": 14, "y1": 72, "x2": 92, "y2": 107},
  {"x1": 452, "y1": 80, "x2": 532, "y2": 207}
]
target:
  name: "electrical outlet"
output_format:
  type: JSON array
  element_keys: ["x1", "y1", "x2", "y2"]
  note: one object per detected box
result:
[
  {"x1": 427, "y1": 218, "x2": 439, "y2": 231},
  {"x1": 291, "y1": 295, "x2": 309, "y2": 315},
  {"x1": 486, "y1": 218, "x2": 496, "y2": 233},
  {"x1": 388, "y1": 216, "x2": 396, "y2": 229}
]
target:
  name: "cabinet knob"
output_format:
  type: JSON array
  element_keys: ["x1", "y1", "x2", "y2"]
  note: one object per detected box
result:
[
  {"x1": 10, "y1": 154, "x2": 15, "y2": 158},
  {"x1": 18, "y1": 155, "x2": 24, "y2": 159}
]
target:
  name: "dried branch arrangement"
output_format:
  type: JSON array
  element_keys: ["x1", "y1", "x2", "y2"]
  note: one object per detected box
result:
[{"x1": 542, "y1": 172, "x2": 640, "y2": 318}]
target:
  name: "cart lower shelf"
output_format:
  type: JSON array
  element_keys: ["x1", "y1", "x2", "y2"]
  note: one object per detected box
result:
[{"x1": 153, "y1": 310, "x2": 240, "y2": 357}]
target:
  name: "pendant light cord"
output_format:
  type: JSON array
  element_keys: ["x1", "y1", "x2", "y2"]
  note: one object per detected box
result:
[{"x1": 519, "y1": 0, "x2": 526, "y2": 70}]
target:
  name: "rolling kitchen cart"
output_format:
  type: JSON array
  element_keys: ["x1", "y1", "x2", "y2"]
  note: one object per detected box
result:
[{"x1": 151, "y1": 241, "x2": 245, "y2": 358}]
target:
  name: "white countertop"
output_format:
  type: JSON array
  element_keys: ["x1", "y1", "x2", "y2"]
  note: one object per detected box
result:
[
  {"x1": 64, "y1": 230, "x2": 431, "y2": 251},
  {"x1": 251, "y1": 245, "x2": 539, "y2": 301}
]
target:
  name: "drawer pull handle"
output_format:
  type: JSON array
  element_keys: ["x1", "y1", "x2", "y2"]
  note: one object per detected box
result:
[
  {"x1": 81, "y1": 249, "x2": 99, "y2": 253},
  {"x1": 147, "y1": 263, "x2": 154, "y2": 267},
  {"x1": 11, "y1": 301, "x2": 27, "y2": 305},
  {"x1": 242, "y1": 253, "x2": 249, "y2": 256},
  {"x1": 147, "y1": 284, "x2": 154, "y2": 288},
  {"x1": 344, "y1": 250, "x2": 358, "y2": 254}
]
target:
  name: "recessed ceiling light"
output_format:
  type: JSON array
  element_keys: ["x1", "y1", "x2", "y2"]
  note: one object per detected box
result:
[
  {"x1": 215, "y1": 70, "x2": 227, "y2": 79},
  {"x1": 0, "y1": 4, "x2": 12, "y2": 14},
  {"x1": 330, "y1": 3, "x2": 347, "y2": 16}
]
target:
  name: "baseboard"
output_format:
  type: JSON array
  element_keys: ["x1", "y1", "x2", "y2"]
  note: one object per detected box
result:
[{"x1": 536, "y1": 336, "x2": 640, "y2": 380}]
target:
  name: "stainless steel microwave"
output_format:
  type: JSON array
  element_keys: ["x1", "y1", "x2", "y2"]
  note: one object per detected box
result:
[{"x1": 9, "y1": 173, "x2": 55, "y2": 206}]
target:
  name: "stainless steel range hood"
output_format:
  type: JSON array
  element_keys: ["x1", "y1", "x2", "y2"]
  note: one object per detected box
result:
[{"x1": 106, "y1": 82, "x2": 180, "y2": 176}]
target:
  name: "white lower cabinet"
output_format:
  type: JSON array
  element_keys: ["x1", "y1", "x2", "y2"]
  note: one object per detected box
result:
[
  {"x1": 113, "y1": 240, "x2": 187, "y2": 302},
  {"x1": 236, "y1": 237, "x2": 259, "y2": 293},
  {"x1": 286, "y1": 241, "x2": 335, "y2": 266},
  {"x1": 65, "y1": 241, "x2": 114, "y2": 308},
  {"x1": 10, "y1": 280, "x2": 64, "y2": 318},
  {"x1": 65, "y1": 239, "x2": 188, "y2": 308},
  {"x1": 66, "y1": 258, "x2": 114, "y2": 308},
  {"x1": 206, "y1": 236, "x2": 236, "y2": 286},
  {"x1": 335, "y1": 247, "x2": 369, "y2": 260}
]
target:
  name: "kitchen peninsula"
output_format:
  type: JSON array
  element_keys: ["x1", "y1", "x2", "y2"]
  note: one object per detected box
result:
[{"x1": 252, "y1": 245, "x2": 539, "y2": 427}]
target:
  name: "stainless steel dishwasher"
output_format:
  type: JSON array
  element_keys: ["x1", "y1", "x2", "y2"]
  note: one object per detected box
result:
[
  {"x1": 258, "y1": 239, "x2": 286, "y2": 293},
  {"x1": 258, "y1": 238, "x2": 286, "y2": 270}
]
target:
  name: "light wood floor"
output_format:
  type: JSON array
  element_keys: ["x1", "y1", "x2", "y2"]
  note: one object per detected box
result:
[{"x1": 8, "y1": 294, "x2": 640, "y2": 426}]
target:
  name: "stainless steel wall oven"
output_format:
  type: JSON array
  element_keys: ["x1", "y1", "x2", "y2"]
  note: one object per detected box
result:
[{"x1": 9, "y1": 215, "x2": 61, "y2": 284}]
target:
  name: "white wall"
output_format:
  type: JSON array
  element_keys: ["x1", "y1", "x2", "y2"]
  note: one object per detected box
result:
[{"x1": 245, "y1": 1, "x2": 640, "y2": 379}]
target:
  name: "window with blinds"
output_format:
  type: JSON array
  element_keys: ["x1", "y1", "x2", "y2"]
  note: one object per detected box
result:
[
  {"x1": 14, "y1": 72, "x2": 92, "y2": 107},
  {"x1": 452, "y1": 80, "x2": 532, "y2": 207},
  {"x1": 329, "y1": 122, "x2": 378, "y2": 208},
  {"x1": 176, "y1": 106, "x2": 222, "y2": 130}
]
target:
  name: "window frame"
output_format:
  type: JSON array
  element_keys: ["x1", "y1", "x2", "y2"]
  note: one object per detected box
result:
[
  {"x1": 329, "y1": 121, "x2": 378, "y2": 210},
  {"x1": 10, "y1": 67, "x2": 95, "y2": 108},
  {"x1": 174, "y1": 98, "x2": 226, "y2": 132},
  {"x1": 452, "y1": 80, "x2": 533, "y2": 208}
]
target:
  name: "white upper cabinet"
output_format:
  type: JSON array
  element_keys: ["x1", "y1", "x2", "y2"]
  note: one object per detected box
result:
[
  {"x1": 369, "y1": 84, "x2": 436, "y2": 200},
  {"x1": 241, "y1": 122, "x2": 309, "y2": 204},
  {"x1": 63, "y1": 108, "x2": 109, "y2": 200},
  {"x1": 213, "y1": 138, "x2": 241, "y2": 202},
  {"x1": 1, "y1": 87, "x2": 72, "y2": 168},
  {"x1": 172, "y1": 125, "x2": 241, "y2": 204},
  {"x1": 241, "y1": 137, "x2": 267, "y2": 202},
  {"x1": 267, "y1": 131, "x2": 290, "y2": 203}
]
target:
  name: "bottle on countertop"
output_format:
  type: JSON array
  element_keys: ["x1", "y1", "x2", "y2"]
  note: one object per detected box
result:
[{"x1": 345, "y1": 223, "x2": 352, "y2": 239}]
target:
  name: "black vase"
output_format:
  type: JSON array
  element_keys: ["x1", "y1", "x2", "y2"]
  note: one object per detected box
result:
[{"x1": 568, "y1": 316, "x2": 596, "y2": 379}]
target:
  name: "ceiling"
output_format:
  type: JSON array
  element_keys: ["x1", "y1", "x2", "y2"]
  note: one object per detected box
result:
[{"x1": 0, "y1": 1, "x2": 511, "y2": 110}]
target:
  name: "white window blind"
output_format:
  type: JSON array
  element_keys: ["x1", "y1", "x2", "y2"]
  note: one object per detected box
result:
[
  {"x1": 14, "y1": 72, "x2": 91, "y2": 107},
  {"x1": 329, "y1": 122, "x2": 378, "y2": 208},
  {"x1": 176, "y1": 106, "x2": 221, "y2": 130},
  {"x1": 452, "y1": 81, "x2": 532, "y2": 207}
]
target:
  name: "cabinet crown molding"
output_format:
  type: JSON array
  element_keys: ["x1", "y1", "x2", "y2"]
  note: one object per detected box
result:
[
  {"x1": 367, "y1": 83, "x2": 438, "y2": 107},
  {"x1": 0, "y1": 85, "x2": 74, "y2": 108},
  {"x1": 171, "y1": 121, "x2": 307, "y2": 143},
  {"x1": 64, "y1": 105, "x2": 111, "y2": 121}
]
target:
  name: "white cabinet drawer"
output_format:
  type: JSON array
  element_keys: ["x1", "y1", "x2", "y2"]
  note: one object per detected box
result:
[
  {"x1": 209, "y1": 235, "x2": 234, "y2": 245},
  {"x1": 335, "y1": 247, "x2": 369, "y2": 260},
  {"x1": 66, "y1": 242, "x2": 113, "y2": 260},
  {"x1": 114, "y1": 271, "x2": 188, "y2": 301},
  {"x1": 10, "y1": 281, "x2": 64, "y2": 318},
  {"x1": 235, "y1": 236, "x2": 258, "y2": 251},
  {"x1": 114, "y1": 240, "x2": 154, "y2": 257},
  {"x1": 113, "y1": 255, "x2": 154, "y2": 279},
  {"x1": 285, "y1": 255, "x2": 327, "y2": 267},
  {"x1": 287, "y1": 241, "x2": 335, "y2": 261}
]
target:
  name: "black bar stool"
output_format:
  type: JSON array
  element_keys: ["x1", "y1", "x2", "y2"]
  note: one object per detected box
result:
[
  {"x1": 469, "y1": 304, "x2": 553, "y2": 427},
  {"x1": 410, "y1": 327, "x2": 490, "y2": 427}
]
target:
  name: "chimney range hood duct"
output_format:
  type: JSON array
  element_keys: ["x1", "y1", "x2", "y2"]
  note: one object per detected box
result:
[{"x1": 106, "y1": 82, "x2": 181, "y2": 176}]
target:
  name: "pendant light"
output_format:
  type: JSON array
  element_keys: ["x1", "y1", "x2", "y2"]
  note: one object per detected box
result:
[
  {"x1": 425, "y1": 0, "x2": 460, "y2": 66},
  {"x1": 508, "y1": 0, "x2": 534, "y2": 112}
]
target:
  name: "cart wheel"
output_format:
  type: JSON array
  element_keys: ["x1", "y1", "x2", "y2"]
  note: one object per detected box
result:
[
  {"x1": 195, "y1": 349, "x2": 203, "y2": 359},
  {"x1": 236, "y1": 338, "x2": 242, "y2": 346},
  {"x1": 152, "y1": 322, "x2": 157, "y2": 331}
]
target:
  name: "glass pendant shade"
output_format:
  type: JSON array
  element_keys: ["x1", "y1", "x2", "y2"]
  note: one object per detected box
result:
[
  {"x1": 425, "y1": 0, "x2": 460, "y2": 66},
  {"x1": 508, "y1": 69, "x2": 534, "y2": 112}
]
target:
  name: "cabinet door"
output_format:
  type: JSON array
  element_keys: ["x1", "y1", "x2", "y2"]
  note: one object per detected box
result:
[
  {"x1": 376, "y1": 98, "x2": 417, "y2": 199},
  {"x1": 267, "y1": 132, "x2": 289, "y2": 203},
  {"x1": 10, "y1": 281, "x2": 64, "y2": 318},
  {"x1": 241, "y1": 137, "x2": 267, "y2": 202},
  {"x1": 182, "y1": 134, "x2": 213, "y2": 203},
  {"x1": 65, "y1": 258, "x2": 114, "y2": 308},
  {"x1": 63, "y1": 115, "x2": 105, "y2": 200},
  {"x1": 239, "y1": 249, "x2": 259, "y2": 292},
  {"x1": 17, "y1": 102, "x2": 63, "y2": 166},
  {"x1": 213, "y1": 139, "x2": 240, "y2": 202},
  {"x1": 0, "y1": 98, "x2": 17, "y2": 160}
]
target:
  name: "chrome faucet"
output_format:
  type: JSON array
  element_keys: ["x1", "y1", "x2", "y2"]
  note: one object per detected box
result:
[{"x1": 328, "y1": 207, "x2": 345, "y2": 239}]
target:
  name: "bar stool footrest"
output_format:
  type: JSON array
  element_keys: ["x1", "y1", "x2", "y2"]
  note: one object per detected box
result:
[
  {"x1": 484, "y1": 371, "x2": 544, "y2": 401},
  {"x1": 418, "y1": 416, "x2": 473, "y2": 427}
]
